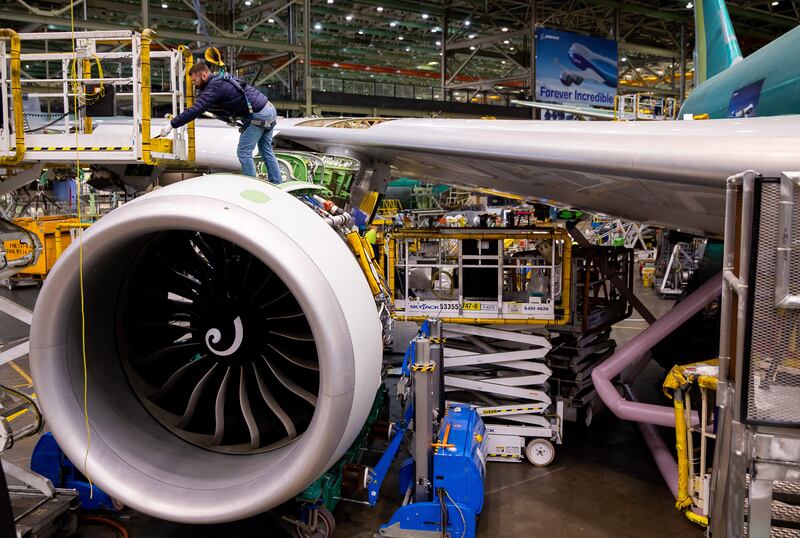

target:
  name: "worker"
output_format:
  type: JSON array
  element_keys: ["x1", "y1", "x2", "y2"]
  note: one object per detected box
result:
[{"x1": 159, "y1": 62, "x2": 281, "y2": 182}]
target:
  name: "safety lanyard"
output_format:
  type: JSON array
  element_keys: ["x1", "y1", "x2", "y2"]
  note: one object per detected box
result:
[{"x1": 217, "y1": 72, "x2": 254, "y2": 115}]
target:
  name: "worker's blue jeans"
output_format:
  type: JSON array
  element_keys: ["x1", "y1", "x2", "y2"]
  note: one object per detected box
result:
[{"x1": 238, "y1": 102, "x2": 281, "y2": 182}]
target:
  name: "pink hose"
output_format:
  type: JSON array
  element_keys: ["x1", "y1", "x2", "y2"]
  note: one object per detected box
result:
[{"x1": 592, "y1": 273, "x2": 722, "y2": 428}]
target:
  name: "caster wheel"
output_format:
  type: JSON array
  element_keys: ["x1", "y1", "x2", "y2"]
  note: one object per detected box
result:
[
  {"x1": 525, "y1": 438, "x2": 555, "y2": 467},
  {"x1": 295, "y1": 506, "x2": 335, "y2": 538},
  {"x1": 55, "y1": 511, "x2": 78, "y2": 537}
]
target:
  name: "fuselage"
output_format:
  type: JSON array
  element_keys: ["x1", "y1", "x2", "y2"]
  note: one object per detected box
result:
[{"x1": 680, "y1": 26, "x2": 800, "y2": 119}]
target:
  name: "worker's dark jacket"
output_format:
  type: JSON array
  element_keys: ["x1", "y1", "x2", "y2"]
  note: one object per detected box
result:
[{"x1": 170, "y1": 74, "x2": 268, "y2": 128}]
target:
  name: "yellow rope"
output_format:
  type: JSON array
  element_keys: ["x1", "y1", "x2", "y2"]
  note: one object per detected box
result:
[{"x1": 69, "y1": 0, "x2": 93, "y2": 499}]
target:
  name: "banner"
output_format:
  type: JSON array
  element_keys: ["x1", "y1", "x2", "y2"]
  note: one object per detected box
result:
[{"x1": 535, "y1": 28, "x2": 618, "y2": 109}]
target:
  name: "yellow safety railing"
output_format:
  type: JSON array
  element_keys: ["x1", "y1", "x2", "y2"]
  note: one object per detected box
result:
[
  {"x1": 178, "y1": 45, "x2": 196, "y2": 162},
  {"x1": 663, "y1": 360, "x2": 718, "y2": 528},
  {"x1": 140, "y1": 29, "x2": 156, "y2": 164},
  {"x1": 378, "y1": 199, "x2": 403, "y2": 217},
  {"x1": 0, "y1": 29, "x2": 25, "y2": 165}
]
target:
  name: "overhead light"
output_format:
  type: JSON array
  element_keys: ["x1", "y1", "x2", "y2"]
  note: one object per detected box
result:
[
  {"x1": 314, "y1": 22, "x2": 322, "y2": 30},
  {"x1": 376, "y1": 6, "x2": 384, "y2": 11},
  {"x1": 435, "y1": 40, "x2": 441, "y2": 46},
  {"x1": 772, "y1": 0, "x2": 779, "y2": 4},
  {"x1": 390, "y1": 21, "x2": 397, "y2": 27},
  {"x1": 503, "y1": 40, "x2": 509, "y2": 44},
  {"x1": 431, "y1": 26, "x2": 440, "y2": 33},
  {"x1": 405, "y1": 47, "x2": 411, "y2": 51},
  {"x1": 345, "y1": 14, "x2": 353, "y2": 21},
  {"x1": 501, "y1": 60, "x2": 506, "y2": 64},
  {"x1": 428, "y1": 61, "x2": 438, "y2": 65},
  {"x1": 464, "y1": 20, "x2": 471, "y2": 26},
  {"x1": 686, "y1": 2, "x2": 693, "y2": 7},
  {"x1": 398, "y1": 36, "x2": 404, "y2": 40},
  {"x1": 161, "y1": 3, "x2": 168, "y2": 7},
  {"x1": 332, "y1": 62, "x2": 339, "y2": 67},
  {"x1": 422, "y1": 13, "x2": 429, "y2": 19},
  {"x1": 469, "y1": 45, "x2": 476, "y2": 50},
  {"x1": 327, "y1": 0, "x2": 333, "y2": 3},
  {"x1": 468, "y1": 33, "x2": 476, "y2": 38},
  {"x1": 501, "y1": 27, "x2": 508, "y2": 32},
  {"x1": 509, "y1": 46, "x2": 514, "y2": 50},
  {"x1": 244, "y1": 0, "x2": 251, "y2": 5},
  {"x1": 25, "y1": 64, "x2": 29, "y2": 69},
  {"x1": 620, "y1": 56, "x2": 627, "y2": 62},
  {"x1": 268, "y1": 18, "x2": 275, "y2": 22},
  {"x1": 358, "y1": 29, "x2": 364, "y2": 34}
]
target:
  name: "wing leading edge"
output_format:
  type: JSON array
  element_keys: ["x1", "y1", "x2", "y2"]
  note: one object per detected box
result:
[{"x1": 276, "y1": 115, "x2": 800, "y2": 236}]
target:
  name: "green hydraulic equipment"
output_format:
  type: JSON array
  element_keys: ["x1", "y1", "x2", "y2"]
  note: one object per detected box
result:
[{"x1": 257, "y1": 151, "x2": 360, "y2": 204}]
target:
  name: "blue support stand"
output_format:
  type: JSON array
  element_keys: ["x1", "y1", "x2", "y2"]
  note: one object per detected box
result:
[
  {"x1": 31, "y1": 433, "x2": 118, "y2": 512},
  {"x1": 378, "y1": 405, "x2": 486, "y2": 538}
]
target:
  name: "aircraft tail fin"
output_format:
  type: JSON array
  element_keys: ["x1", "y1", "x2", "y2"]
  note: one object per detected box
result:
[{"x1": 694, "y1": 0, "x2": 743, "y2": 84}]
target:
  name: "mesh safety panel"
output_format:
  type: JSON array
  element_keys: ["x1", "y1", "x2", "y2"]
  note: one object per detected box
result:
[{"x1": 745, "y1": 180, "x2": 800, "y2": 425}]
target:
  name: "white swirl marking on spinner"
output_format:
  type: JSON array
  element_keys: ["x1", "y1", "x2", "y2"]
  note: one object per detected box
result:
[{"x1": 205, "y1": 316, "x2": 244, "y2": 356}]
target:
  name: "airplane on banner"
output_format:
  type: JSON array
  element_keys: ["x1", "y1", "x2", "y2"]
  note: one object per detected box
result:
[{"x1": 563, "y1": 43, "x2": 618, "y2": 88}]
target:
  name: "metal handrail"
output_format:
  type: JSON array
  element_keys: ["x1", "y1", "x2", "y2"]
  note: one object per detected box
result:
[
  {"x1": 0, "y1": 29, "x2": 25, "y2": 165},
  {"x1": 775, "y1": 172, "x2": 800, "y2": 308}
]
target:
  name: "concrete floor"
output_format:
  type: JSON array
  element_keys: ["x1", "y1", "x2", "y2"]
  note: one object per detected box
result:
[{"x1": 0, "y1": 281, "x2": 704, "y2": 537}]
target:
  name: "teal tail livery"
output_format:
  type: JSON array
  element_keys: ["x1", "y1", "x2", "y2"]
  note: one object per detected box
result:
[
  {"x1": 693, "y1": 0, "x2": 742, "y2": 84},
  {"x1": 680, "y1": 0, "x2": 800, "y2": 118}
]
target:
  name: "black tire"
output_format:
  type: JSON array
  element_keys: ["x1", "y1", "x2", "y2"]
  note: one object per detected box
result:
[
  {"x1": 296, "y1": 506, "x2": 335, "y2": 538},
  {"x1": 55, "y1": 511, "x2": 78, "y2": 537}
]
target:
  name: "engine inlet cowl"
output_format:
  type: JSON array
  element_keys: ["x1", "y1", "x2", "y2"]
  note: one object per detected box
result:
[{"x1": 30, "y1": 175, "x2": 382, "y2": 524}]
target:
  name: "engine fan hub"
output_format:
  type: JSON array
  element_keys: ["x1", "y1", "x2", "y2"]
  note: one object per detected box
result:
[{"x1": 118, "y1": 231, "x2": 320, "y2": 455}]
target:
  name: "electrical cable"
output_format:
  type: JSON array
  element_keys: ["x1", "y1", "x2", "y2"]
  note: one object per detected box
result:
[
  {"x1": 78, "y1": 515, "x2": 129, "y2": 538},
  {"x1": 444, "y1": 488, "x2": 467, "y2": 538},
  {"x1": 437, "y1": 488, "x2": 448, "y2": 538},
  {"x1": 69, "y1": 54, "x2": 105, "y2": 107},
  {"x1": 69, "y1": 0, "x2": 94, "y2": 499},
  {"x1": 23, "y1": 105, "x2": 87, "y2": 133}
]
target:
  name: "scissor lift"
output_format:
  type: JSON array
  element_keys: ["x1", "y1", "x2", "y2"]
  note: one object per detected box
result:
[
  {"x1": 0, "y1": 29, "x2": 194, "y2": 170},
  {"x1": 386, "y1": 227, "x2": 572, "y2": 464}
]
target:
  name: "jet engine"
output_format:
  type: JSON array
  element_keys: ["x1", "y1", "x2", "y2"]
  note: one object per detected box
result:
[{"x1": 29, "y1": 175, "x2": 383, "y2": 524}]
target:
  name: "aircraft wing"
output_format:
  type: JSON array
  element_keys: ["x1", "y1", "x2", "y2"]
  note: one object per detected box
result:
[
  {"x1": 510, "y1": 99, "x2": 617, "y2": 120},
  {"x1": 275, "y1": 115, "x2": 800, "y2": 236}
]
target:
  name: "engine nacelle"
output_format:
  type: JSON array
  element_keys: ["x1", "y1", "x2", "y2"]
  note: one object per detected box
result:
[{"x1": 30, "y1": 175, "x2": 382, "y2": 524}]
